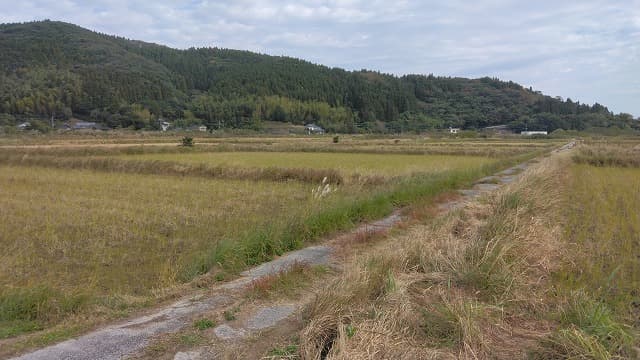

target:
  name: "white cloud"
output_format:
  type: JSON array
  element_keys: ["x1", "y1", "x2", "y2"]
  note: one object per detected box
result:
[{"x1": 265, "y1": 31, "x2": 367, "y2": 48}]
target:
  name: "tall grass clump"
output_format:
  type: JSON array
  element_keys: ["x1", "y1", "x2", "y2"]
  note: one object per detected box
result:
[
  {"x1": 457, "y1": 191, "x2": 527, "y2": 302},
  {"x1": 0, "y1": 286, "x2": 87, "y2": 339},
  {"x1": 533, "y1": 294, "x2": 634, "y2": 359},
  {"x1": 559, "y1": 294, "x2": 633, "y2": 351}
]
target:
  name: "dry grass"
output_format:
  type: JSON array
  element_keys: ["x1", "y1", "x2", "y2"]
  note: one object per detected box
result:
[
  {"x1": 572, "y1": 142, "x2": 640, "y2": 167},
  {"x1": 297, "y1": 154, "x2": 568, "y2": 359},
  {"x1": 0, "y1": 150, "x2": 523, "y2": 344},
  {"x1": 0, "y1": 135, "x2": 558, "y2": 158},
  {"x1": 293, "y1": 142, "x2": 640, "y2": 359},
  {"x1": 533, "y1": 151, "x2": 640, "y2": 359},
  {"x1": 0, "y1": 154, "x2": 345, "y2": 184},
  {"x1": 0, "y1": 166, "x2": 322, "y2": 295},
  {"x1": 119, "y1": 152, "x2": 498, "y2": 183},
  {"x1": 246, "y1": 263, "x2": 329, "y2": 300},
  {"x1": 0, "y1": 136, "x2": 549, "y2": 346},
  {"x1": 0, "y1": 165, "x2": 331, "y2": 341}
]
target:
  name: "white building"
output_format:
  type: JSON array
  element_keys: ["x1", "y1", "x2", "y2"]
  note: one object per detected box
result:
[{"x1": 520, "y1": 131, "x2": 548, "y2": 136}]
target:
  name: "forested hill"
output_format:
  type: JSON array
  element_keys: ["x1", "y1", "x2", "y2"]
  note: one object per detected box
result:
[{"x1": 0, "y1": 20, "x2": 636, "y2": 133}]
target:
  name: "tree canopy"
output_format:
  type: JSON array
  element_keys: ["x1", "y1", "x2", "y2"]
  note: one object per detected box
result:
[{"x1": 1, "y1": 20, "x2": 636, "y2": 133}]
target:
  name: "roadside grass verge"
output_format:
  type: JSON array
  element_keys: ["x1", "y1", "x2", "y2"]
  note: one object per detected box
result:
[
  {"x1": 0, "y1": 286, "x2": 89, "y2": 340},
  {"x1": 299, "y1": 154, "x2": 566, "y2": 358}
]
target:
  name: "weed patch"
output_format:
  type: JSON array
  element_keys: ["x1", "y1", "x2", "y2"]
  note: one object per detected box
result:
[
  {"x1": 223, "y1": 307, "x2": 239, "y2": 322},
  {"x1": 193, "y1": 318, "x2": 215, "y2": 330},
  {"x1": 179, "y1": 333, "x2": 204, "y2": 346},
  {"x1": 0, "y1": 286, "x2": 87, "y2": 336},
  {"x1": 247, "y1": 263, "x2": 328, "y2": 300},
  {"x1": 267, "y1": 344, "x2": 299, "y2": 357}
]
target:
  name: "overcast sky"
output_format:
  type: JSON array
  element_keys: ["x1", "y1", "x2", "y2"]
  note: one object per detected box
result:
[{"x1": 2, "y1": 0, "x2": 639, "y2": 116}]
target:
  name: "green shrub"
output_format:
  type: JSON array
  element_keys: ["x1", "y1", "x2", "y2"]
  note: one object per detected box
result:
[
  {"x1": 181, "y1": 136, "x2": 194, "y2": 147},
  {"x1": 193, "y1": 318, "x2": 215, "y2": 330}
]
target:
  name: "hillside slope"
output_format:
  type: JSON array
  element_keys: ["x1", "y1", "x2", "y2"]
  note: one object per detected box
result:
[{"x1": 0, "y1": 20, "x2": 635, "y2": 132}]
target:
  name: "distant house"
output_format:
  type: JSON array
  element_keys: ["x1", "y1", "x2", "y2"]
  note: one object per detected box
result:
[
  {"x1": 482, "y1": 124, "x2": 513, "y2": 135},
  {"x1": 72, "y1": 121, "x2": 99, "y2": 130},
  {"x1": 520, "y1": 131, "x2": 548, "y2": 136},
  {"x1": 16, "y1": 122, "x2": 31, "y2": 130},
  {"x1": 198, "y1": 125, "x2": 207, "y2": 132},
  {"x1": 449, "y1": 127, "x2": 460, "y2": 134},
  {"x1": 305, "y1": 123, "x2": 325, "y2": 135}
]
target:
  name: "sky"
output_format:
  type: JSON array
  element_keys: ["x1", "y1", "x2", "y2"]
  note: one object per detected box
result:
[{"x1": 1, "y1": 0, "x2": 639, "y2": 116}]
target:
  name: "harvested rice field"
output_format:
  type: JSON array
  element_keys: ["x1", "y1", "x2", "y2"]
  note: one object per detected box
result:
[{"x1": 0, "y1": 135, "x2": 548, "y2": 353}]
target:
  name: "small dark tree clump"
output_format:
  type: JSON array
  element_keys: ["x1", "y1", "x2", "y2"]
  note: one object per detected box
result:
[{"x1": 181, "y1": 136, "x2": 194, "y2": 147}]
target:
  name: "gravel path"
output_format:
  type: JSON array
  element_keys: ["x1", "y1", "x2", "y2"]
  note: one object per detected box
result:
[{"x1": 12, "y1": 296, "x2": 230, "y2": 360}]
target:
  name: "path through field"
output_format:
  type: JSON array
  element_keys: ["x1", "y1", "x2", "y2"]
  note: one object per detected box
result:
[{"x1": 10, "y1": 143, "x2": 574, "y2": 360}]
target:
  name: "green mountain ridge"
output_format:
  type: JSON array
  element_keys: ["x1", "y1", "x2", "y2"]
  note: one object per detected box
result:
[{"x1": 0, "y1": 20, "x2": 636, "y2": 133}]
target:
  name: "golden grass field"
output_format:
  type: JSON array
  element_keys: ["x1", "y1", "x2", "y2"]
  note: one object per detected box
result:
[
  {"x1": 0, "y1": 134, "x2": 560, "y2": 157},
  {"x1": 0, "y1": 135, "x2": 552, "y2": 347},
  {"x1": 119, "y1": 152, "x2": 496, "y2": 178},
  {"x1": 0, "y1": 166, "x2": 318, "y2": 296},
  {"x1": 0, "y1": 151, "x2": 507, "y2": 298},
  {"x1": 562, "y1": 164, "x2": 640, "y2": 318}
]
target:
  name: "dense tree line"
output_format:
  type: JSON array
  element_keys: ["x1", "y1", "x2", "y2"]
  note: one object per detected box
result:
[{"x1": 0, "y1": 20, "x2": 637, "y2": 133}]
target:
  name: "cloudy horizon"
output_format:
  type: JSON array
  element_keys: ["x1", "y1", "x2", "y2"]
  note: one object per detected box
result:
[{"x1": 2, "y1": 0, "x2": 639, "y2": 116}]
